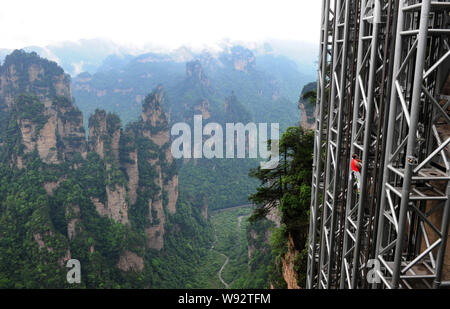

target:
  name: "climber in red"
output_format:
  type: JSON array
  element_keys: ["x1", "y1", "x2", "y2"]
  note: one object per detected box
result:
[{"x1": 351, "y1": 153, "x2": 362, "y2": 194}]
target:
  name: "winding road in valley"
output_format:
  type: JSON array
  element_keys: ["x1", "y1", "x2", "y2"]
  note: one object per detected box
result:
[
  {"x1": 212, "y1": 226, "x2": 230, "y2": 288},
  {"x1": 213, "y1": 209, "x2": 249, "y2": 289},
  {"x1": 218, "y1": 253, "x2": 230, "y2": 288}
]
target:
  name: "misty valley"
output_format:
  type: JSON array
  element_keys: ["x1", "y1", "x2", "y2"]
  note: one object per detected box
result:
[{"x1": 0, "y1": 43, "x2": 316, "y2": 289}]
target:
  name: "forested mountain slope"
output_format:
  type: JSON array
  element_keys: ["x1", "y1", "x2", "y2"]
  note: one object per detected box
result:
[{"x1": 0, "y1": 50, "x2": 213, "y2": 288}]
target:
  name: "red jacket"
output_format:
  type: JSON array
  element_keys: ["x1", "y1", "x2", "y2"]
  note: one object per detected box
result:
[{"x1": 351, "y1": 159, "x2": 360, "y2": 172}]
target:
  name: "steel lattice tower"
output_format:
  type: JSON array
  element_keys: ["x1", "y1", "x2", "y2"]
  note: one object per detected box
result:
[{"x1": 307, "y1": 0, "x2": 450, "y2": 289}]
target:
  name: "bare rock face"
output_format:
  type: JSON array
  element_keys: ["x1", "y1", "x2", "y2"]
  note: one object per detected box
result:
[
  {"x1": 87, "y1": 93, "x2": 179, "y2": 234},
  {"x1": 165, "y1": 176, "x2": 179, "y2": 215},
  {"x1": 90, "y1": 186, "x2": 129, "y2": 225},
  {"x1": 33, "y1": 230, "x2": 72, "y2": 267},
  {"x1": 55, "y1": 99, "x2": 87, "y2": 160},
  {"x1": 66, "y1": 205, "x2": 81, "y2": 240},
  {"x1": 17, "y1": 100, "x2": 60, "y2": 165},
  {"x1": 142, "y1": 86, "x2": 165, "y2": 125},
  {"x1": 91, "y1": 197, "x2": 108, "y2": 217},
  {"x1": 125, "y1": 149, "x2": 139, "y2": 205},
  {"x1": 0, "y1": 50, "x2": 87, "y2": 166},
  {"x1": 37, "y1": 114, "x2": 59, "y2": 164},
  {"x1": 58, "y1": 249, "x2": 72, "y2": 267},
  {"x1": 146, "y1": 197, "x2": 165, "y2": 250},
  {"x1": 33, "y1": 233, "x2": 53, "y2": 252},
  {"x1": 17, "y1": 97, "x2": 86, "y2": 165},
  {"x1": 224, "y1": 47, "x2": 256, "y2": 72},
  {"x1": 106, "y1": 184, "x2": 129, "y2": 225},
  {"x1": 117, "y1": 251, "x2": 144, "y2": 272},
  {"x1": 19, "y1": 119, "x2": 37, "y2": 154},
  {"x1": 186, "y1": 60, "x2": 211, "y2": 88},
  {"x1": 281, "y1": 235, "x2": 300, "y2": 289},
  {"x1": 111, "y1": 129, "x2": 121, "y2": 162},
  {"x1": 89, "y1": 110, "x2": 131, "y2": 224},
  {"x1": 88, "y1": 110, "x2": 131, "y2": 224},
  {"x1": 88, "y1": 109, "x2": 119, "y2": 160},
  {"x1": 234, "y1": 58, "x2": 254, "y2": 72},
  {"x1": 88, "y1": 111, "x2": 106, "y2": 156},
  {"x1": 144, "y1": 130, "x2": 170, "y2": 148},
  {"x1": 0, "y1": 51, "x2": 72, "y2": 110},
  {"x1": 28, "y1": 64, "x2": 43, "y2": 83},
  {"x1": 141, "y1": 86, "x2": 178, "y2": 250},
  {"x1": 44, "y1": 176, "x2": 66, "y2": 196},
  {"x1": 298, "y1": 102, "x2": 315, "y2": 130}
]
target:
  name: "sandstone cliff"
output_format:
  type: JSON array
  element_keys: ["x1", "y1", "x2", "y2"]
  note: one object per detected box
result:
[
  {"x1": 140, "y1": 86, "x2": 178, "y2": 249},
  {"x1": 0, "y1": 51, "x2": 180, "y2": 280},
  {"x1": 88, "y1": 109, "x2": 129, "y2": 225},
  {"x1": 186, "y1": 60, "x2": 211, "y2": 88},
  {"x1": 0, "y1": 50, "x2": 87, "y2": 166},
  {"x1": 224, "y1": 46, "x2": 256, "y2": 73},
  {"x1": 298, "y1": 102, "x2": 315, "y2": 130},
  {"x1": 281, "y1": 234, "x2": 300, "y2": 289},
  {"x1": 86, "y1": 86, "x2": 179, "y2": 250},
  {"x1": 298, "y1": 82, "x2": 317, "y2": 130},
  {"x1": 0, "y1": 51, "x2": 91, "y2": 272}
]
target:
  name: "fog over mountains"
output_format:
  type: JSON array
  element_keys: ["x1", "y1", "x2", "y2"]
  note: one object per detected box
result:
[{"x1": 0, "y1": 38, "x2": 318, "y2": 77}]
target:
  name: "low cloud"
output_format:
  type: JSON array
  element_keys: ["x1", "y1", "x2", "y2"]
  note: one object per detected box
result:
[{"x1": 72, "y1": 61, "x2": 85, "y2": 76}]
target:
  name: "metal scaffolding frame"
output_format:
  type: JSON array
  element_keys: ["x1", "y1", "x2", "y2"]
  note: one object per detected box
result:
[
  {"x1": 339, "y1": 0, "x2": 399, "y2": 289},
  {"x1": 317, "y1": 0, "x2": 355, "y2": 289},
  {"x1": 374, "y1": 0, "x2": 450, "y2": 289},
  {"x1": 307, "y1": 0, "x2": 450, "y2": 289},
  {"x1": 307, "y1": 0, "x2": 335, "y2": 289}
]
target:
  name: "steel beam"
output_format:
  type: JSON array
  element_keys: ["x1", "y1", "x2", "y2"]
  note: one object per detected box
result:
[{"x1": 308, "y1": 0, "x2": 450, "y2": 289}]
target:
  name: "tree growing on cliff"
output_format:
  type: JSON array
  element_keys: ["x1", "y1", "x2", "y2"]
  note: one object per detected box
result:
[
  {"x1": 248, "y1": 125, "x2": 314, "y2": 288},
  {"x1": 249, "y1": 126, "x2": 313, "y2": 226}
]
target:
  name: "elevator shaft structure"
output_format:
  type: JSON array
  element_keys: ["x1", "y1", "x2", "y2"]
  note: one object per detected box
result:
[{"x1": 307, "y1": 0, "x2": 450, "y2": 289}]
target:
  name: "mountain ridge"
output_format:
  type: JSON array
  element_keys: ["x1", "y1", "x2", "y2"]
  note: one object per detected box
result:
[{"x1": 0, "y1": 50, "x2": 213, "y2": 288}]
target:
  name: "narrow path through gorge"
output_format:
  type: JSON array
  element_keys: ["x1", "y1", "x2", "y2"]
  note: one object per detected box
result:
[
  {"x1": 212, "y1": 226, "x2": 230, "y2": 288},
  {"x1": 213, "y1": 210, "x2": 249, "y2": 289},
  {"x1": 218, "y1": 252, "x2": 230, "y2": 288}
]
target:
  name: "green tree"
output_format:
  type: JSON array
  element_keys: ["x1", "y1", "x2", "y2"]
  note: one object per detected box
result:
[{"x1": 248, "y1": 125, "x2": 314, "y2": 288}]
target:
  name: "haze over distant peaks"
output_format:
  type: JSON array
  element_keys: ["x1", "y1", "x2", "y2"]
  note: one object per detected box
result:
[{"x1": 0, "y1": 38, "x2": 318, "y2": 77}]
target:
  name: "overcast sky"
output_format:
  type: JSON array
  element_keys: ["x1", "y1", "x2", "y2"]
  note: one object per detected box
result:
[{"x1": 0, "y1": 0, "x2": 322, "y2": 50}]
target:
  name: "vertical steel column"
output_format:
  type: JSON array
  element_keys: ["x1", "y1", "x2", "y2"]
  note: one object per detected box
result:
[
  {"x1": 327, "y1": 0, "x2": 353, "y2": 288},
  {"x1": 375, "y1": 0, "x2": 450, "y2": 289},
  {"x1": 368, "y1": 0, "x2": 397, "y2": 270},
  {"x1": 339, "y1": 0, "x2": 382, "y2": 288},
  {"x1": 334, "y1": 0, "x2": 361, "y2": 286},
  {"x1": 317, "y1": 0, "x2": 340, "y2": 286},
  {"x1": 373, "y1": 0, "x2": 406, "y2": 289},
  {"x1": 433, "y1": 183, "x2": 450, "y2": 288},
  {"x1": 308, "y1": 0, "x2": 450, "y2": 289},
  {"x1": 318, "y1": 0, "x2": 353, "y2": 289},
  {"x1": 339, "y1": 0, "x2": 366, "y2": 288},
  {"x1": 391, "y1": 0, "x2": 431, "y2": 289},
  {"x1": 351, "y1": 0, "x2": 382, "y2": 287},
  {"x1": 307, "y1": 0, "x2": 333, "y2": 289}
]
